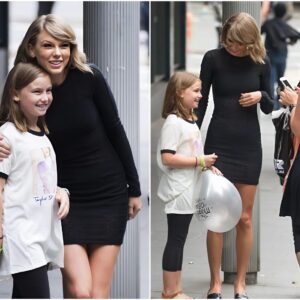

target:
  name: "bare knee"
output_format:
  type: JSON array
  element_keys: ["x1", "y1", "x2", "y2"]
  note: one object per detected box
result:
[
  {"x1": 69, "y1": 285, "x2": 92, "y2": 299},
  {"x1": 237, "y1": 213, "x2": 252, "y2": 230}
]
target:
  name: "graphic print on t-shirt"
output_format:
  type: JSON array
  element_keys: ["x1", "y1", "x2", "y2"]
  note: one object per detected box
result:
[{"x1": 31, "y1": 146, "x2": 56, "y2": 205}]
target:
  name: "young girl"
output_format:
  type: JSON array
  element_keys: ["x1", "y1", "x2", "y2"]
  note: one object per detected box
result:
[
  {"x1": 0, "y1": 63, "x2": 69, "y2": 299},
  {"x1": 157, "y1": 71, "x2": 221, "y2": 299}
]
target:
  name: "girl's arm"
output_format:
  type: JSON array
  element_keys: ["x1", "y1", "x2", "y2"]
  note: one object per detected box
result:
[
  {"x1": 162, "y1": 152, "x2": 218, "y2": 169},
  {"x1": 0, "y1": 177, "x2": 6, "y2": 250}
]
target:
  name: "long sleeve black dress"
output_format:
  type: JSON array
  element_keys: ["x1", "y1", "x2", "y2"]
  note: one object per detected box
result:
[
  {"x1": 196, "y1": 48, "x2": 274, "y2": 185},
  {"x1": 46, "y1": 65, "x2": 141, "y2": 245}
]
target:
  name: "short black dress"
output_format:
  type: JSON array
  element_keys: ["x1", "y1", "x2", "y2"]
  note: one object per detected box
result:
[
  {"x1": 280, "y1": 146, "x2": 300, "y2": 224},
  {"x1": 46, "y1": 65, "x2": 141, "y2": 245},
  {"x1": 197, "y1": 48, "x2": 274, "y2": 185}
]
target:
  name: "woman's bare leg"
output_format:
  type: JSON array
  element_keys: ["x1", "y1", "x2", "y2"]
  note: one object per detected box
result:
[
  {"x1": 61, "y1": 244, "x2": 92, "y2": 298},
  {"x1": 89, "y1": 245, "x2": 120, "y2": 299},
  {"x1": 234, "y1": 183, "x2": 257, "y2": 294}
]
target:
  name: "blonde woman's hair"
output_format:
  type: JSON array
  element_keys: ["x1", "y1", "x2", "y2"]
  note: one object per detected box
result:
[
  {"x1": 0, "y1": 63, "x2": 51, "y2": 133},
  {"x1": 221, "y1": 12, "x2": 266, "y2": 64},
  {"x1": 162, "y1": 71, "x2": 200, "y2": 121},
  {"x1": 14, "y1": 14, "x2": 92, "y2": 73}
]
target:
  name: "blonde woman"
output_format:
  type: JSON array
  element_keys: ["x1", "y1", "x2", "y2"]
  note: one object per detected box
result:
[
  {"x1": 196, "y1": 13, "x2": 274, "y2": 299},
  {"x1": 0, "y1": 14, "x2": 142, "y2": 298}
]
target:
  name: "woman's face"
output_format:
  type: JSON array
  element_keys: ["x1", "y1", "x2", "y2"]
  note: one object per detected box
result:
[
  {"x1": 29, "y1": 30, "x2": 71, "y2": 85},
  {"x1": 225, "y1": 39, "x2": 247, "y2": 57}
]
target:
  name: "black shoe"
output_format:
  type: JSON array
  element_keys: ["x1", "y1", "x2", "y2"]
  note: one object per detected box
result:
[
  {"x1": 234, "y1": 292, "x2": 248, "y2": 299},
  {"x1": 207, "y1": 292, "x2": 222, "y2": 299}
]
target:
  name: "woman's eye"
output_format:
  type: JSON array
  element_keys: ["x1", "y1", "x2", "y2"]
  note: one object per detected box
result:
[
  {"x1": 43, "y1": 43, "x2": 52, "y2": 48},
  {"x1": 61, "y1": 43, "x2": 70, "y2": 48}
]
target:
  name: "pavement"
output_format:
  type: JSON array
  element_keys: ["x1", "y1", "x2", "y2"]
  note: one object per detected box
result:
[
  {"x1": 0, "y1": 2, "x2": 149, "y2": 299},
  {"x1": 151, "y1": 3, "x2": 300, "y2": 299}
]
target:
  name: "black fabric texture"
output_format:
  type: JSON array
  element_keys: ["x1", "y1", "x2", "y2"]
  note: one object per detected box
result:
[
  {"x1": 196, "y1": 48, "x2": 273, "y2": 184},
  {"x1": 162, "y1": 213, "x2": 193, "y2": 272},
  {"x1": 45, "y1": 65, "x2": 140, "y2": 244}
]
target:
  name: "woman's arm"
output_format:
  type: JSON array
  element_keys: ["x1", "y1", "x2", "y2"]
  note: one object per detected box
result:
[
  {"x1": 196, "y1": 51, "x2": 214, "y2": 129},
  {"x1": 290, "y1": 87, "x2": 300, "y2": 139},
  {"x1": 0, "y1": 134, "x2": 11, "y2": 160},
  {"x1": 90, "y1": 65, "x2": 141, "y2": 198},
  {"x1": 259, "y1": 59, "x2": 275, "y2": 114}
]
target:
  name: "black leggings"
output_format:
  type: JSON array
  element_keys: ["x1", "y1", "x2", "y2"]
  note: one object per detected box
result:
[
  {"x1": 292, "y1": 219, "x2": 300, "y2": 253},
  {"x1": 12, "y1": 265, "x2": 50, "y2": 299},
  {"x1": 162, "y1": 213, "x2": 193, "y2": 272}
]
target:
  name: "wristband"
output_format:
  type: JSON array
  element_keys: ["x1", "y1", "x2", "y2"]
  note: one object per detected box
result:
[
  {"x1": 0, "y1": 246, "x2": 3, "y2": 253},
  {"x1": 199, "y1": 156, "x2": 206, "y2": 168},
  {"x1": 62, "y1": 188, "x2": 70, "y2": 197},
  {"x1": 289, "y1": 104, "x2": 297, "y2": 111}
]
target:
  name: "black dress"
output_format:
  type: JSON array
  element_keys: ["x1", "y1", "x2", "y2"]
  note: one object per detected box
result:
[
  {"x1": 46, "y1": 65, "x2": 141, "y2": 245},
  {"x1": 197, "y1": 48, "x2": 274, "y2": 185},
  {"x1": 280, "y1": 146, "x2": 300, "y2": 224}
]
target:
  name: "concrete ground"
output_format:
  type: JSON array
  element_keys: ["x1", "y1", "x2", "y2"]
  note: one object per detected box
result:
[{"x1": 151, "y1": 3, "x2": 300, "y2": 299}]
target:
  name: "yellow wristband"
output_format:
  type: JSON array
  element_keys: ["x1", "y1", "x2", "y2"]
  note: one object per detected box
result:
[
  {"x1": 0, "y1": 246, "x2": 3, "y2": 253},
  {"x1": 199, "y1": 156, "x2": 206, "y2": 168}
]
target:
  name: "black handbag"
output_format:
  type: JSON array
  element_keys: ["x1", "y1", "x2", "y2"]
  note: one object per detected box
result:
[{"x1": 272, "y1": 107, "x2": 294, "y2": 185}]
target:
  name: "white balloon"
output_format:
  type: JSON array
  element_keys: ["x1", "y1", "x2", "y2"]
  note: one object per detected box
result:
[{"x1": 193, "y1": 169, "x2": 242, "y2": 233}]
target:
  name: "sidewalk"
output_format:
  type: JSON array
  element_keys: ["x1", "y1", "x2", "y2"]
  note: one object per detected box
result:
[{"x1": 151, "y1": 3, "x2": 300, "y2": 299}]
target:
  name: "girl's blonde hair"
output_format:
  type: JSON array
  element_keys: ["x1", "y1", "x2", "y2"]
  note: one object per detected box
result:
[
  {"x1": 162, "y1": 71, "x2": 200, "y2": 121},
  {"x1": 221, "y1": 12, "x2": 266, "y2": 64},
  {"x1": 14, "y1": 14, "x2": 92, "y2": 73},
  {"x1": 0, "y1": 63, "x2": 51, "y2": 133}
]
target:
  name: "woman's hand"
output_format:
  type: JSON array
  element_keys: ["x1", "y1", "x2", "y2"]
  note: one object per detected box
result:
[
  {"x1": 56, "y1": 187, "x2": 70, "y2": 219},
  {"x1": 204, "y1": 153, "x2": 218, "y2": 168},
  {"x1": 128, "y1": 196, "x2": 142, "y2": 220},
  {"x1": 0, "y1": 134, "x2": 11, "y2": 160},
  {"x1": 279, "y1": 87, "x2": 298, "y2": 106},
  {"x1": 239, "y1": 91, "x2": 262, "y2": 107},
  {"x1": 209, "y1": 165, "x2": 223, "y2": 176}
]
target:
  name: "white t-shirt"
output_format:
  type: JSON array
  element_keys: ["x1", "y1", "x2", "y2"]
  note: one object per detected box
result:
[
  {"x1": 157, "y1": 114, "x2": 204, "y2": 214},
  {"x1": 0, "y1": 122, "x2": 64, "y2": 276}
]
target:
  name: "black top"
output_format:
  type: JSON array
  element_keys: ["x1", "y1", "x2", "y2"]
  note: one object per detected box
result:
[
  {"x1": 196, "y1": 48, "x2": 273, "y2": 184},
  {"x1": 280, "y1": 146, "x2": 300, "y2": 224},
  {"x1": 261, "y1": 18, "x2": 300, "y2": 51},
  {"x1": 46, "y1": 65, "x2": 141, "y2": 203}
]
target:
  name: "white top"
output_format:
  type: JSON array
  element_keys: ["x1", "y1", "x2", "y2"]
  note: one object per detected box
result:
[
  {"x1": 157, "y1": 114, "x2": 204, "y2": 214},
  {"x1": 0, "y1": 122, "x2": 64, "y2": 276}
]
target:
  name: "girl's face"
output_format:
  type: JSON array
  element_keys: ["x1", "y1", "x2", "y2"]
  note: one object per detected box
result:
[
  {"x1": 29, "y1": 30, "x2": 71, "y2": 85},
  {"x1": 15, "y1": 74, "x2": 53, "y2": 126},
  {"x1": 180, "y1": 81, "x2": 202, "y2": 110},
  {"x1": 225, "y1": 39, "x2": 247, "y2": 57}
]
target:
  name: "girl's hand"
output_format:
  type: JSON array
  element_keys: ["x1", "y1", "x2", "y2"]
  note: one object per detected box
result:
[
  {"x1": 279, "y1": 87, "x2": 298, "y2": 106},
  {"x1": 128, "y1": 196, "x2": 142, "y2": 220},
  {"x1": 239, "y1": 91, "x2": 262, "y2": 107},
  {"x1": 56, "y1": 188, "x2": 70, "y2": 219},
  {"x1": 0, "y1": 134, "x2": 11, "y2": 160},
  {"x1": 204, "y1": 153, "x2": 218, "y2": 168},
  {"x1": 210, "y1": 165, "x2": 223, "y2": 176}
]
